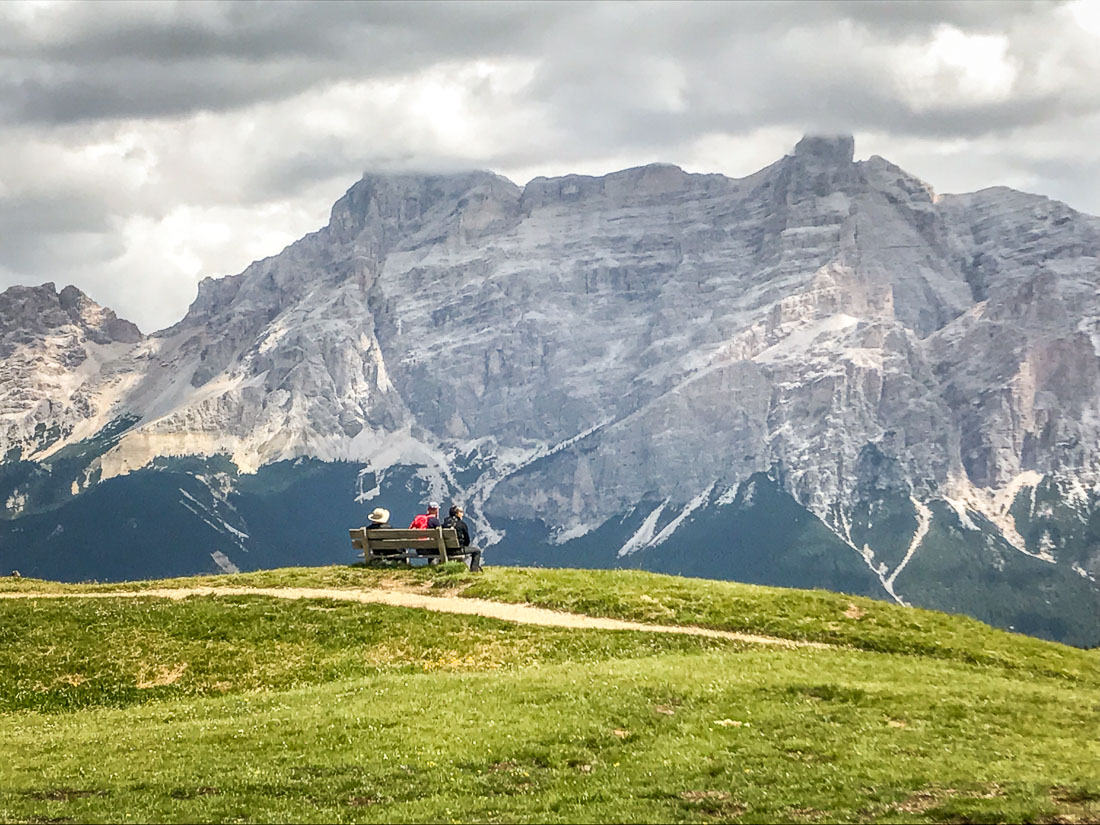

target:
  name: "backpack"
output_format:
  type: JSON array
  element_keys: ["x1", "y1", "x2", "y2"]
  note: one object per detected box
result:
[{"x1": 410, "y1": 514, "x2": 430, "y2": 529}]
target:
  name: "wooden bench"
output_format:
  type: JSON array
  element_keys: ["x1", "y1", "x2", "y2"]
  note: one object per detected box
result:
[{"x1": 349, "y1": 526, "x2": 468, "y2": 565}]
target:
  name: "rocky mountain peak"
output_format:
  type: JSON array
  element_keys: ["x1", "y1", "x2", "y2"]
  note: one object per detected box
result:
[
  {"x1": 520, "y1": 163, "x2": 716, "y2": 213},
  {"x1": 326, "y1": 169, "x2": 521, "y2": 250},
  {"x1": 0, "y1": 282, "x2": 59, "y2": 334},
  {"x1": 0, "y1": 282, "x2": 143, "y2": 463},
  {"x1": 0, "y1": 282, "x2": 141, "y2": 344},
  {"x1": 793, "y1": 133, "x2": 855, "y2": 165}
]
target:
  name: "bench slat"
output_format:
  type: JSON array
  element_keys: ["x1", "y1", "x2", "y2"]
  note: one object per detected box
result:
[
  {"x1": 363, "y1": 530, "x2": 461, "y2": 546},
  {"x1": 365, "y1": 543, "x2": 463, "y2": 553},
  {"x1": 361, "y1": 547, "x2": 472, "y2": 556},
  {"x1": 362, "y1": 529, "x2": 450, "y2": 540}
]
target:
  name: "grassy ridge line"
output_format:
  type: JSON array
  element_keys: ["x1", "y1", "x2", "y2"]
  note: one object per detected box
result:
[
  {"x1": 3, "y1": 564, "x2": 1098, "y2": 684},
  {"x1": 0, "y1": 564, "x2": 392, "y2": 594}
]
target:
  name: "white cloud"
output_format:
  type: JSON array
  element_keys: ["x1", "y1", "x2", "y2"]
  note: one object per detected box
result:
[
  {"x1": 104, "y1": 201, "x2": 324, "y2": 332},
  {"x1": 896, "y1": 26, "x2": 1017, "y2": 111},
  {"x1": 1067, "y1": 0, "x2": 1100, "y2": 35}
]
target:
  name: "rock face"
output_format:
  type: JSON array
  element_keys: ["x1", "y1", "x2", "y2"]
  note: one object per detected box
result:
[
  {"x1": 2, "y1": 136, "x2": 1099, "y2": 645},
  {"x1": 0, "y1": 283, "x2": 142, "y2": 461}
]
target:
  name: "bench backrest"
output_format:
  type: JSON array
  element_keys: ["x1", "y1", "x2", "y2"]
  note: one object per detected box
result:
[{"x1": 349, "y1": 526, "x2": 461, "y2": 560}]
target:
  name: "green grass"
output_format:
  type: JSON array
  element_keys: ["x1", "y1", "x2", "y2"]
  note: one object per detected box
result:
[
  {"x1": 1, "y1": 565, "x2": 1099, "y2": 823},
  {"x1": 459, "y1": 567, "x2": 1100, "y2": 682},
  {"x1": 0, "y1": 595, "x2": 734, "y2": 714}
]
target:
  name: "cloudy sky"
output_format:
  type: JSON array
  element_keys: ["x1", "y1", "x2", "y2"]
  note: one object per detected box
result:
[{"x1": 3, "y1": 0, "x2": 1100, "y2": 332}]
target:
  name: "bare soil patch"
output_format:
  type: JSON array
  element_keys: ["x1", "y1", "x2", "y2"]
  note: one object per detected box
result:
[{"x1": 137, "y1": 662, "x2": 188, "y2": 689}]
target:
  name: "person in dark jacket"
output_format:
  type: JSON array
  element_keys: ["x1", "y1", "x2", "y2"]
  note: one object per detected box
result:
[
  {"x1": 444, "y1": 504, "x2": 483, "y2": 571},
  {"x1": 365, "y1": 507, "x2": 391, "y2": 529}
]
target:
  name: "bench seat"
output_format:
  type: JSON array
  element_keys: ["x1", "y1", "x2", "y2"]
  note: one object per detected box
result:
[{"x1": 349, "y1": 526, "x2": 470, "y2": 565}]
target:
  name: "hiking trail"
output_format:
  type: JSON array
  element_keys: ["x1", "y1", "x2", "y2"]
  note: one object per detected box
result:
[{"x1": 0, "y1": 585, "x2": 830, "y2": 649}]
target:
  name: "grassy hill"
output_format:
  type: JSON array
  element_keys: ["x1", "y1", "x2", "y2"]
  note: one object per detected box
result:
[{"x1": 1, "y1": 565, "x2": 1098, "y2": 823}]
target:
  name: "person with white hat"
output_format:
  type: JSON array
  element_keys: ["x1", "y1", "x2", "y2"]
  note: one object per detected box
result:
[{"x1": 365, "y1": 506, "x2": 391, "y2": 530}]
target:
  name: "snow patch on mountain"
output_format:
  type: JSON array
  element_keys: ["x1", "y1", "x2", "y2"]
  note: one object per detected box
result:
[
  {"x1": 716, "y1": 485, "x2": 740, "y2": 507},
  {"x1": 941, "y1": 497, "x2": 980, "y2": 531},
  {"x1": 649, "y1": 484, "x2": 717, "y2": 547},
  {"x1": 753, "y1": 314, "x2": 860, "y2": 364},
  {"x1": 210, "y1": 551, "x2": 240, "y2": 574},
  {"x1": 944, "y1": 470, "x2": 1051, "y2": 560},
  {"x1": 884, "y1": 497, "x2": 932, "y2": 603},
  {"x1": 5, "y1": 490, "x2": 26, "y2": 516},
  {"x1": 618, "y1": 501, "x2": 669, "y2": 557}
]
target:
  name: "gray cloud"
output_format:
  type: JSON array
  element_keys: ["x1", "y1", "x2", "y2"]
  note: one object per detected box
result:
[
  {"x1": 2, "y1": 1, "x2": 1074, "y2": 127},
  {"x1": 0, "y1": 1, "x2": 563, "y2": 125},
  {"x1": 1, "y1": 0, "x2": 1097, "y2": 331}
]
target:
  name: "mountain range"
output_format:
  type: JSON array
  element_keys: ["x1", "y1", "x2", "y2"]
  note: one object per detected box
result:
[{"x1": 2, "y1": 134, "x2": 1098, "y2": 646}]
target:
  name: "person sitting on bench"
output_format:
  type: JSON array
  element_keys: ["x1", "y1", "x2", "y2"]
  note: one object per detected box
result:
[
  {"x1": 444, "y1": 504, "x2": 483, "y2": 572},
  {"x1": 409, "y1": 501, "x2": 441, "y2": 529},
  {"x1": 365, "y1": 507, "x2": 390, "y2": 529}
]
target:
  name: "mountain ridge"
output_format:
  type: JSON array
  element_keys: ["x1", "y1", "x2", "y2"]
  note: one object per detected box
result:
[{"x1": 2, "y1": 134, "x2": 1099, "y2": 645}]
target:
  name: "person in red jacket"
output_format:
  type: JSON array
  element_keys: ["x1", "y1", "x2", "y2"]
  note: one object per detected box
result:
[{"x1": 409, "y1": 501, "x2": 441, "y2": 529}]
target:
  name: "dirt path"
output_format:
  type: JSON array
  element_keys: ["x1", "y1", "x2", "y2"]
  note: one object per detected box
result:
[{"x1": 0, "y1": 586, "x2": 830, "y2": 650}]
